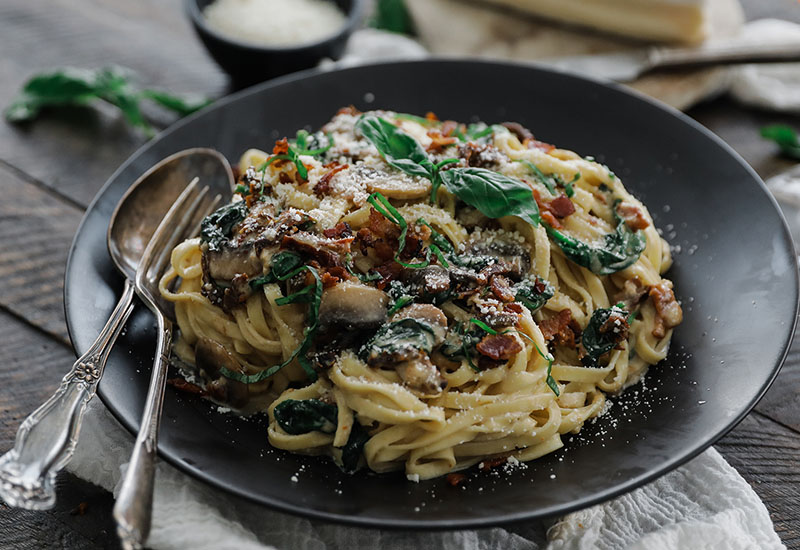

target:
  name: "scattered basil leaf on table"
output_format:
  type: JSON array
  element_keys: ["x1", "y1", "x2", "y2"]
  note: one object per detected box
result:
[
  {"x1": 5, "y1": 66, "x2": 211, "y2": 135},
  {"x1": 761, "y1": 124, "x2": 800, "y2": 160},
  {"x1": 369, "y1": 0, "x2": 415, "y2": 35}
]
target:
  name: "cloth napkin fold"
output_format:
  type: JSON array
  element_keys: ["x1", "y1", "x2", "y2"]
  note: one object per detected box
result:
[{"x1": 66, "y1": 399, "x2": 784, "y2": 550}]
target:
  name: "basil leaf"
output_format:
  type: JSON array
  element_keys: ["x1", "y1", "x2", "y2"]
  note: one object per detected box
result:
[
  {"x1": 5, "y1": 66, "x2": 210, "y2": 134},
  {"x1": 761, "y1": 124, "x2": 800, "y2": 160},
  {"x1": 249, "y1": 251, "x2": 304, "y2": 290},
  {"x1": 514, "y1": 277, "x2": 554, "y2": 313},
  {"x1": 369, "y1": 0, "x2": 415, "y2": 35},
  {"x1": 530, "y1": 342, "x2": 559, "y2": 396},
  {"x1": 439, "y1": 167, "x2": 540, "y2": 227},
  {"x1": 545, "y1": 200, "x2": 645, "y2": 275},
  {"x1": 356, "y1": 115, "x2": 433, "y2": 179},
  {"x1": 273, "y1": 399, "x2": 337, "y2": 435},
  {"x1": 581, "y1": 306, "x2": 627, "y2": 367},
  {"x1": 200, "y1": 202, "x2": 248, "y2": 252}
]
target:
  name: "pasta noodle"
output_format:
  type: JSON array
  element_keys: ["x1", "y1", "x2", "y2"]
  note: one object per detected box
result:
[{"x1": 160, "y1": 108, "x2": 682, "y2": 480}]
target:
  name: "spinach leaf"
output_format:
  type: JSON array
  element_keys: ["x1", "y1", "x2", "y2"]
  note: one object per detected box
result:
[
  {"x1": 761, "y1": 124, "x2": 800, "y2": 160},
  {"x1": 514, "y1": 277, "x2": 554, "y2": 313},
  {"x1": 440, "y1": 321, "x2": 482, "y2": 371},
  {"x1": 5, "y1": 66, "x2": 210, "y2": 134},
  {"x1": 341, "y1": 422, "x2": 370, "y2": 472},
  {"x1": 200, "y1": 202, "x2": 248, "y2": 252},
  {"x1": 581, "y1": 305, "x2": 627, "y2": 367},
  {"x1": 439, "y1": 167, "x2": 540, "y2": 227},
  {"x1": 250, "y1": 251, "x2": 304, "y2": 290},
  {"x1": 221, "y1": 266, "x2": 322, "y2": 382},
  {"x1": 545, "y1": 200, "x2": 645, "y2": 275},
  {"x1": 360, "y1": 318, "x2": 437, "y2": 361},
  {"x1": 273, "y1": 399, "x2": 337, "y2": 435},
  {"x1": 386, "y1": 280, "x2": 416, "y2": 316},
  {"x1": 356, "y1": 115, "x2": 433, "y2": 179}
]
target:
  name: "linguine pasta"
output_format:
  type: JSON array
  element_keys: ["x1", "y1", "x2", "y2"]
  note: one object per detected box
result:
[{"x1": 159, "y1": 108, "x2": 682, "y2": 480}]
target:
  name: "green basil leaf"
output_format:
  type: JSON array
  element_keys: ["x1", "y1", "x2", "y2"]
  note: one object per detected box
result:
[
  {"x1": 273, "y1": 399, "x2": 337, "y2": 435},
  {"x1": 581, "y1": 305, "x2": 628, "y2": 367},
  {"x1": 545, "y1": 200, "x2": 645, "y2": 275},
  {"x1": 356, "y1": 115, "x2": 433, "y2": 179},
  {"x1": 140, "y1": 89, "x2": 212, "y2": 116},
  {"x1": 439, "y1": 167, "x2": 540, "y2": 227},
  {"x1": 369, "y1": 0, "x2": 415, "y2": 35},
  {"x1": 761, "y1": 124, "x2": 800, "y2": 160}
]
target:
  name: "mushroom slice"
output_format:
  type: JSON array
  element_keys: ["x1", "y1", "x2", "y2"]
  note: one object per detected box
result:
[
  {"x1": 194, "y1": 337, "x2": 250, "y2": 408},
  {"x1": 318, "y1": 281, "x2": 389, "y2": 333},
  {"x1": 391, "y1": 303, "x2": 448, "y2": 345},
  {"x1": 396, "y1": 356, "x2": 447, "y2": 396}
]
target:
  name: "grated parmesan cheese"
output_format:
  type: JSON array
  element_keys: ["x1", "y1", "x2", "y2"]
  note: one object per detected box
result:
[{"x1": 204, "y1": 0, "x2": 347, "y2": 47}]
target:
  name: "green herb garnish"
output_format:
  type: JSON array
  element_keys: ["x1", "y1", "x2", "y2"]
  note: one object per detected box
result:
[
  {"x1": 360, "y1": 317, "x2": 437, "y2": 361},
  {"x1": 369, "y1": 0, "x2": 415, "y2": 35},
  {"x1": 532, "y1": 342, "x2": 559, "y2": 396},
  {"x1": 545, "y1": 200, "x2": 645, "y2": 275},
  {"x1": 249, "y1": 251, "x2": 304, "y2": 290},
  {"x1": 761, "y1": 124, "x2": 800, "y2": 160},
  {"x1": 5, "y1": 66, "x2": 211, "y2": 135},
  {"x1": 200, "y1": 202, "x2": 248, "y2": 252},
  {"x1": 514, "y1": 277, "x2": 555, "y2": 313},
  {"x1": 581, "y1": 305, "x2": 627, "y2": 368}
]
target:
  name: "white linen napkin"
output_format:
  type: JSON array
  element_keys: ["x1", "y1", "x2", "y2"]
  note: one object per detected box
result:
[{"x1": 66, "y1": 399, "x2": 784, "y2": 550}]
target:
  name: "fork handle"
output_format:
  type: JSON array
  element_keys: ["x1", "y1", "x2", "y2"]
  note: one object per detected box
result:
[
  {"x1": 113, "y1": 313, "x2": 172, "y2": 550},
  {"x1": 0, "y1": 279, "x2": 135, "y2": 510}
]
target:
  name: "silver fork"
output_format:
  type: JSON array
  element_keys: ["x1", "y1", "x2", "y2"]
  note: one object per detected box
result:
[{"x1": 113, "y1": 178, "x2": 221, "y2": 550}]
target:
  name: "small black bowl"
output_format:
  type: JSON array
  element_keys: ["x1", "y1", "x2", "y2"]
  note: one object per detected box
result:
[{"x1": 185, "y1": 0, "x2": 364, "y2": 87}]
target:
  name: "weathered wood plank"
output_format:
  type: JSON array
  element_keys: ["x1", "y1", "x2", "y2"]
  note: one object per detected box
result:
[
  {"x1": 754, "y1": 339, "x2": 800, "y2": 434},
  {"x1": 0, "y1": 164, "x2": 83, "y2": 342},
  {"x1": 717, "y1": 412, "x2": 800, "y2": 548},
  {"x1": 0, "y1": 0, "x2": 227, "y2": 208}
]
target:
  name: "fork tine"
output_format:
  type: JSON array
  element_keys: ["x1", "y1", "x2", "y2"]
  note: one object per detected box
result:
[{"x1": 147, "y1": 185, "x2": 210, "y2": 278}]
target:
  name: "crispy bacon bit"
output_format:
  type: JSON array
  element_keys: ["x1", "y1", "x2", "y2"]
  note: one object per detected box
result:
[
  {"x1": 426, "y1": 130, "x2": 458, "y2": 152},
  {"x1": 425, "y1": 111, "x2": 439, "y2": 122},
  {"x1": 476, "y1": 334, "x2": 523, "y2": 361},
  {"x1": 446, "y1": 473, "x2": 467, "y2": 487},
  {"x1": 649, "y1": 280, "x2": 682, "y2": 338},
  {"x1": 617, "y1": 202, "x2": 650, "y2": 231},
  {"x1": 323, "y1": 222, "x2": 353, "y2": 239},
  {"x1": 598, "y1": 310, "x2": 630, "y2": 349},
  {"x1": 315, "y1": 163, "x2": 349, "y2": 196},
  {"x1": 321, "y1": 271, "x2": 341, "y2": 289},
  {"x1": 505, "y1": 302, "x2": 524, "y2": 314},
  {"x1": 541, "y1": 210, "x2": 562, "y2": 229},
  {"x1": 337, "y1": 105, "x2": 361, "y2": 116},
  {"x1": 549, "y1": 194, "x2": 575, "y2": 218},
  {"x1": 374, "y1": 260, "x2": 404, "y2": 290},
  {"x1": 479, "y1": 456, "x2": 508, "y2": 471},
  {"x1": 539, "y1": 309, "x2": 581, "y2": 348},
  {"x1": 523, "y1": 138, "x2": 555, "y2": 153},
  {"x1": 278, "y1": 171, "x2": 293, "y2": 184},
  {"x1": 458, "y1": 142, "x2": 504, "y2": 169},
  {"x1": 273, "y1": 138, "x2": 289, "y2": 155},
  {"x1": 614, "y1": 278, "x2": 648, "y2": 309},
  {"x1": 490, "y1": 275, "x2": 515, "y2": 302},
  {"x1": 167, "y1": 378, "x2": 207, "y2": 396},
  {"x1": 501, "y1": 122, "x2": 533, "y2": 142},
  {"x1": 360, "y1": 207, "x2": 400, "y2": 261}
]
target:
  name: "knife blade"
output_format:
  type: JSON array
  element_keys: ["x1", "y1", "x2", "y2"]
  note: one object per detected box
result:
[{"x1": 538, "y1": 39, "x2": 800, "y2": 83}]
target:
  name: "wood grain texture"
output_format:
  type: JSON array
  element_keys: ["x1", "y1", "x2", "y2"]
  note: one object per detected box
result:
[
  {"x1": 0, "y1": 0, "x2": 227, "y2": 208},
  {"x1": 0, "y1": 164, "x2": 82, "y2": 342},
  {"x1": 717, "y1": 412, "x2": 800, "y2": 548}
]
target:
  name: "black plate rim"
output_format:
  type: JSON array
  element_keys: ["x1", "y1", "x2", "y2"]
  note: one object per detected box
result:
[{"x1": 64, "y1": 58, "x2": 800, "y2": 529}]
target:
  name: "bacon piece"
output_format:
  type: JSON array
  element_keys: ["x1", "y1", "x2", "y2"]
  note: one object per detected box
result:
[
  {"x1": 490, "y1": 275, "x2": 515, "y2": 303},
  {"x1": 539, "y1": 309, "x2": 581, "y2": 348},
  {"x1": 598, "y1": 309, "x2": 630, "y2": 348},
  {"x1": 425, "y1": 111, "x2": 439, "y2": 122},
  {"x1": 505, "y1": 302, "x2": 524, "y2": 314},
  {"x1": 541, "y1": 210, "x2": 562, "y2": 229},
  {"x1": 337, "y1": 105, "x2": 361, "y2": 116},
  {"x1": 374, "y1": 260, "x2": 404, "y2": 290},
  {"x1": 323, "y1": 222, "x2": 353, "y2": 239},
  {"x1": 315, "y1": 163, "x2": 349, "y2": 197},
  {"x1": 476, "y1": 334, "x2": 523, "y2": 361},
  {"x1": 614, "y1": 278, "x2": 648, "y2": 309},
  {"x1": 617, "y1": 202, "x2": 650, "y2": 230},
  {"x1": 167, "y1": 378, "x2": 207, "y2": 396},
  {"x1": 479, "y1": 456, "x2": 508, "y2": 471},
  {"x1": 273, "y1": 138, "x2": 289, "y2": 155},
  {"x1": 501, "y1": 122, "x2": 533, "y2": 142},
  {"x1": 549, "y1": 195, "x2": 575, "y2": 219},
  {"x1": 649, "y1": 280, "x2": 682, "y2": 338},
  {"x1": 426, "y1": 130, "x2": 457, "y2": 152},
  {"x1": 458, "y1": 142, "x2": 505, "y2": 169},
  {"x1": 278, "y1": 171, "x2": 293, "y2": 184},
  {"x1": 446, "y1": 473, "x2": 467, "y2": 487}
]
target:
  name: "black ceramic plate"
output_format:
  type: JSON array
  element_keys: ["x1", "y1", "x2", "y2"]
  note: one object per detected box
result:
[{"x1": 65, "y1": 60, "x2": 798, "y2": 529}]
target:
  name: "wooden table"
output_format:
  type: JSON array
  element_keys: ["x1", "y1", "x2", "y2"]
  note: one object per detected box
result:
[{"x1": 0, "y1": 1, "x2": 798, "y2": 548}]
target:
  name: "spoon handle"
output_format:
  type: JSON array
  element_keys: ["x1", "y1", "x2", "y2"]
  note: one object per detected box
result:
[
  {"x1": 0, "y1": 279, "x2": 135, "y2": 510},
  {"x1": 113, "y1": 310, "x2": 172, "y2": 550}
]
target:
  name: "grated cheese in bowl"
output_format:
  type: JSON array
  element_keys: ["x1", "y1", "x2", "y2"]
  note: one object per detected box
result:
[{"x1": 203, "y1": 0, "x2": 347, "y2": 47}]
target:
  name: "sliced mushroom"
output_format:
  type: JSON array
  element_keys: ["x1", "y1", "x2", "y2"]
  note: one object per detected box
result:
[
  {"x1": 403, "y1": 265, "x2": 450, "y2": 297},
  {"x1": 467, "y1": 240, "x2": 531, "y2": 279},
  {"x1": 391, "y1": 303, "x2": 448, "y2": 345},
  {"x1": 396, "y1": 356, "x2": 446, "y2": 396},
  {"x1": 204, "y1": 242, "x2": 262, "y2": 281},
  {"x1": 318, "y1": 281, "x2": 389, "y2": 333},
  {"x1": 194, "y1": 337, "x2": 249, "y2": 408}
]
